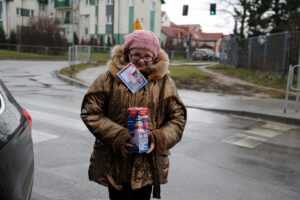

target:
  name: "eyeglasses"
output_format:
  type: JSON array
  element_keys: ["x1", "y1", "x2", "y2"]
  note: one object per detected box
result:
[{"x1": 129, "y1": 53, "x2": 154, "y2": 62}]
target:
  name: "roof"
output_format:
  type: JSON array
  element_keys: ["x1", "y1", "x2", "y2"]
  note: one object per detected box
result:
[
  {"x1": 161, "y1": 26, "x2": 176, "y2": 37},
  {"x1": 198, "y1": 32, "x2": 223, "y2": 41},
  {"x1": 161, "y1": 22, "x2": 224, "y2": 42}
]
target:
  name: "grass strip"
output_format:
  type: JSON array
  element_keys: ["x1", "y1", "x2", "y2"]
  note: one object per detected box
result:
[{"x1": 208, "y1": 64, "x2": 288, "y2": 89}]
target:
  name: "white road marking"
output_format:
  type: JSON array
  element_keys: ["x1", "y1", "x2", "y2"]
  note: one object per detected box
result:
[
  {"x1": 245, "y1": 128, "x2": 282, "y2": 138},
  {"x1": 222, "y1": 133, "x2": 267, "y2": 148},
  {"x1": 29, "y1": 109, "x2": 87, "y2": 131},
  {"x1": 32, "y1": 130, "x2": 59, "y2": 144},
  {"x1": 221, "y1": 119, "x2": 297, "y2": 148},
  {"x1": 261, "y1": 121, "x2": 298, "y2": 132}
]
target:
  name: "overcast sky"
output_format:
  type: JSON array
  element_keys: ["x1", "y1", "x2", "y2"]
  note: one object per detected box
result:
[{"x1": 161, "y1": 0, "x2": 236, "y2": 35}]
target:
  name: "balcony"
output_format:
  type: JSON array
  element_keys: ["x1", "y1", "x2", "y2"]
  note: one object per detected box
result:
[
  {"x1": 63, "y1": 17, "x2": 71, "y2": 24},
  {"x1": 58, "y1": 17, "x2": 78, "y2": 24},
  {"x1": 38, "y1": 0, "x2": 48, "y2": 4},
  {"x1": 54, "y1": 0, "x2": 71, "y2": 9}
]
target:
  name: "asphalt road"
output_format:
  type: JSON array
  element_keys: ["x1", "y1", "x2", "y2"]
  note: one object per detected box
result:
[{"x1": 0, "y1": 60, "x2": 299, "y2": 200}]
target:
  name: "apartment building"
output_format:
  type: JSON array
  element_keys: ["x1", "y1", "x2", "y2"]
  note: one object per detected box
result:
[
  {"x1": 0, "y1": 0, "x2": 44, "y2": 34},
  {"x1": 0, "y1": 0, "x2": 162, "y2": 44}
]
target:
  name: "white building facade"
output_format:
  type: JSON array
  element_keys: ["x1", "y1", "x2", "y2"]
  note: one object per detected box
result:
[{"x1": 0, "y1": 0, "x2": 162, "y2": 45}]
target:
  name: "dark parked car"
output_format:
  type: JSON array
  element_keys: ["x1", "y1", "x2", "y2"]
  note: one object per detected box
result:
[
  {"x1": 0, "y1": 79, "x2": 34, "y2": 200},
  {"x1": 191, "y1": 49, "x2": 215, "y2": 61}
]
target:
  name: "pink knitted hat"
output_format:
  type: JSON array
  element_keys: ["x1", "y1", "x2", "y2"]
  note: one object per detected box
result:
[{"x1": 123, "y1": 30, "x2": 160, "y2": 56}]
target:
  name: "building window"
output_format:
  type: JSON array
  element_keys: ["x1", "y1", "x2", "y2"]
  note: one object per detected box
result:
[
  {"x1": 85, "y1": 27, "x2": 89, "y2": 35},
  {"x1": 86, "y1": 0, "x2": 96, "y2": 5},
  {"x1": 16, "y1": 8, "x2": 33, "y2": 17},
  {"x1": 64, "y1": 11, "x2": 71, "y2": 23},
  {"x1": 107, "y1": 0, "x2": 112, "y2": 5},
  {"x1": 106, "y1": 15, "x2": 112, "y2": 24},
  {"x1": 41, "y1": 4, "x2": 45, "y2": 11},
  {"x1": 129, "y1": 0, "x2": 135, "y2": 6},
  {"x1": 151, "y1": 1, "x2": 155, "y2": 10}
]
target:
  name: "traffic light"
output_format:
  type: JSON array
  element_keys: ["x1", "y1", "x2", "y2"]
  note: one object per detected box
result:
[
  {"x1": 210, "y1": 3, "x2": 216, "y2": 15},
  {"x1": 182, "y1": 5, "x2": 188, "y2": 16}
]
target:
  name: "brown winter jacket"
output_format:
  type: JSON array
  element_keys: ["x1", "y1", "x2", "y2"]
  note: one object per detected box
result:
[{"x1": 80, "y1": 45, "x2": 187, "y2": 192}]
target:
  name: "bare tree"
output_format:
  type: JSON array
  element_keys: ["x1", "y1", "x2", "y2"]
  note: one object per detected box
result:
[
  {"x1": 0, "y1": 27, "x2": 6, "y2": 44},
  {"x1": 18, "y1": 17, "x2": 68, "y2": 47}
]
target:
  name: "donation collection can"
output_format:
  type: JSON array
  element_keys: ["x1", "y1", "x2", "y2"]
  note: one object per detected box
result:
[{"x1": 128, "y1": 107, "x2": 149, "y2": 153}]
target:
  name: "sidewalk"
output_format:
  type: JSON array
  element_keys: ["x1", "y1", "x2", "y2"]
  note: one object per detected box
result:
[{"x1": 70, "y1": 65, "x2": 300, "y2": 125}]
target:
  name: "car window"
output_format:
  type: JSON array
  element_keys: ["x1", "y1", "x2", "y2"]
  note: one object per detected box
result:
[
  {"x1": 195, "y1": 49, "x2": 214, "y2": 54},
  {"x1": 195, "y1": 50, "x2": 205, "y2": 53},
  {"x1": 0, "y1": 88, "x2": 21, "y2": 146}
]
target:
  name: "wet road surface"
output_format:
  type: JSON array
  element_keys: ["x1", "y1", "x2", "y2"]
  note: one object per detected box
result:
[{"x1": 0, "y1": 60, "x2": 299, "y2": 200}]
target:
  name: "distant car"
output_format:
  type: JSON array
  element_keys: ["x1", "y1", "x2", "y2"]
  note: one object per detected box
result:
[
  {"x1": 0, "y1": 79, "x2": 34, "y2": 200},
  {"x1": 191, "y1": 49, "x2": 215, "y2": 61}
]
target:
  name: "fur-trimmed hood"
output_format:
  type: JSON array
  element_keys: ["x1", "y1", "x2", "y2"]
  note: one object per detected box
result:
[{"x1": 106, "y1": 45, "x2": 170, "y2": 81}]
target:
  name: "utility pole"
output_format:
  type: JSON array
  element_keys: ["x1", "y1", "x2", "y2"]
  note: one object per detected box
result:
[
  {"x1": 117, "y1": 0, "x2": 120, "y2": 44},
  {"x1": 20, "y1": 0, "x2": 24, "y2": 44},
  {"x1": 71, "y1": 0, "x2": 74, "y2": 46},
  {"x1": 5, "y1": 0, "x2": 9, "y2": 38},
  {"x1": 218, "y1": 9, "x2": 238, "y2": 38},
  {"x1": 112, "y1": 0, "x2": 115, "y2": 45}
]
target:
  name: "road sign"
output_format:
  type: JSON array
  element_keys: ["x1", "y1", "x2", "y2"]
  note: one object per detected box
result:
[{"x1": 133, "y1": 18, "x2": 142, "y2": 30}]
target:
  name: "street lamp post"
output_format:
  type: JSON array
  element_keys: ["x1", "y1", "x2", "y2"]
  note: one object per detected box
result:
[
  {"x1": 71, "y1": 0, "x2": 74, "y2": 46},
  {"x1": 5, "y1": 0, "x2": 10, "y2": 38},
  {"x1": 112, "y1": 0, "x2": 114, "y2": 45},
  {"x1": 233, "y1": 16, "x2": 238, "y2": 38},
  {"x1": 219, "y1": 9, "x2": 239, "y2": 38},
  {"x1": 69, "y1": 0, "x2": 75, "y2": 72}
]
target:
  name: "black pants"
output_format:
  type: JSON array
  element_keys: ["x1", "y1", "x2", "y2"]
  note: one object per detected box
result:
[{"x1": 108, "y1": 183, "x2": 152, "y2": 200}]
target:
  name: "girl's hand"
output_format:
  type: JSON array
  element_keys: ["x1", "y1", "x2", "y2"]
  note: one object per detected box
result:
[{"x1": 147, "y1": 132, "x2": 155, "y2": 154}]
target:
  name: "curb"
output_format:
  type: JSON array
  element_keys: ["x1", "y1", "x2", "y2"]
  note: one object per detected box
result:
[
  {"x1": 55, "y1": 70, "x2": 89, "y2": 88},
  {"x1": 186, "y1": 105, "x2": 300, "y2": 126},
  {"x1": 56, "y1": 70, "x2": 300, "y2": 125}
]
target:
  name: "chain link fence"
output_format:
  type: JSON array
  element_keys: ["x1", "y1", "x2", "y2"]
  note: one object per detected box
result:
[{"x1": 220, "y1": 31, "x2": 300, "y2": 75}]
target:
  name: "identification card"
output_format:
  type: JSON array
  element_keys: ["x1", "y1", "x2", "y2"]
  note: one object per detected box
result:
[{"x1": 117, "y1": 63, "x2": 148, "y2": 93}]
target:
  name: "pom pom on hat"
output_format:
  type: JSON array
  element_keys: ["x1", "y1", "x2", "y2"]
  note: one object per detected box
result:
[{"x1": 123, "y1": 30, "x2": 160, "y2": 56}]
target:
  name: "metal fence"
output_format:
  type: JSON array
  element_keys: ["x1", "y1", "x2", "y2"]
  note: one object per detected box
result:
[
  {"x1": 0, "y1": 42, "x2": 216, "y2": 63},
  {"x1": 0, "y1": 43, "x2": 70, "y2": 59},
  {"x1": 0, "y1": 43, "x2": 112, "y2": 62},
  {"x1": 68, "y1": 45, "x2": 111, "y2": 66},
  {"x1": 220, "y1": 31, "x2": 300, "y2": 75},
  {"x1": 0, "y1": 42, "x2": 192, "y2": 62}
]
